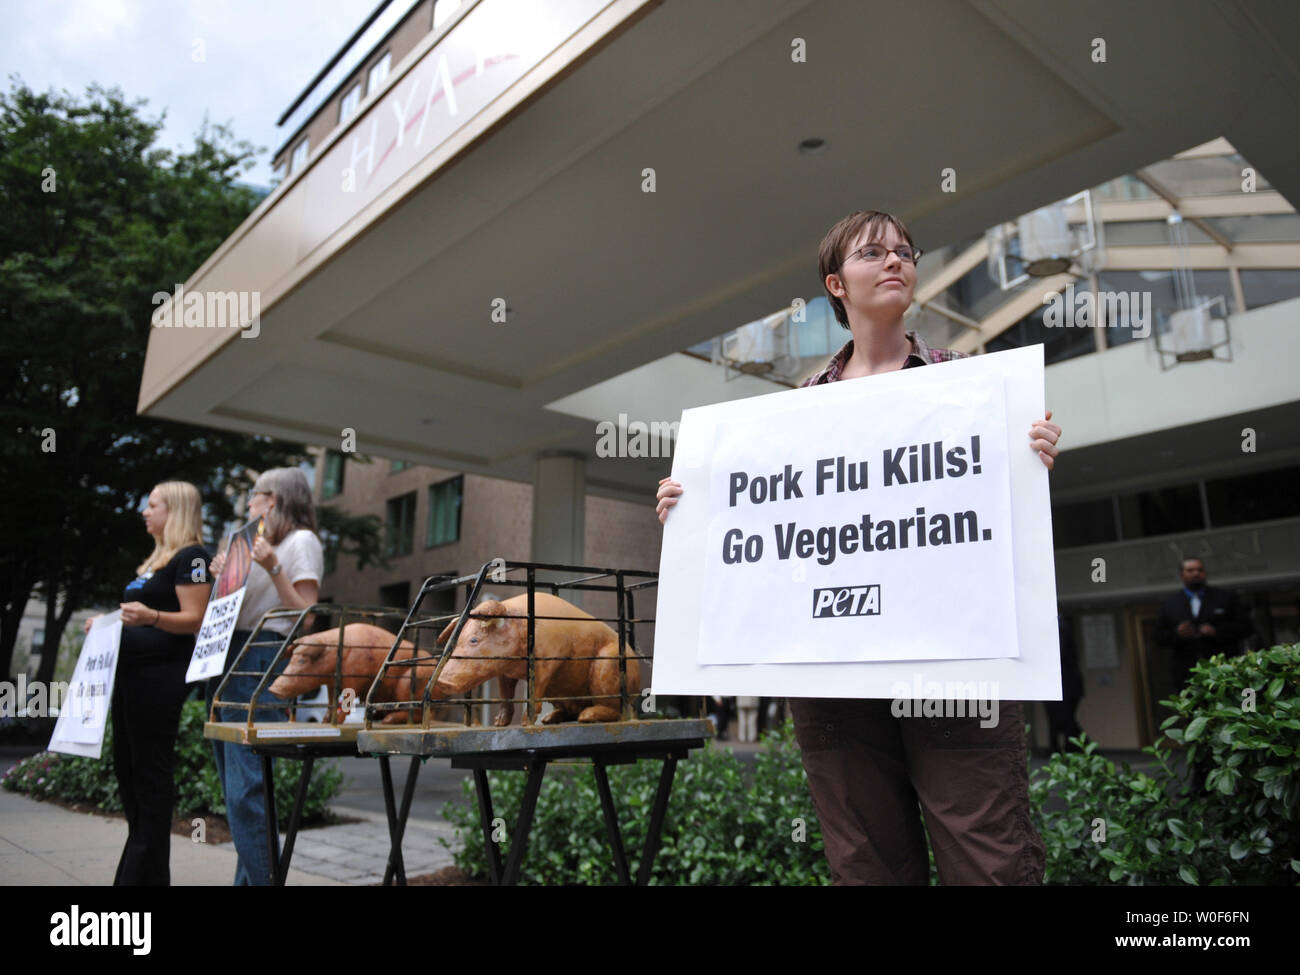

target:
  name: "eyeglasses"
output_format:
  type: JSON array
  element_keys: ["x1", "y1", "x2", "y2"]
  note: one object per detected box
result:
[{"x1": 843, "y1": 243, "x2": 923, "y2": 266}]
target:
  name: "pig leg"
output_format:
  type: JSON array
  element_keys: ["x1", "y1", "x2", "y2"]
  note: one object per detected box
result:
[
  {"x1": 578, "y1": 641, "x2": 638, "y2": 723},
  {"x1": 493, "y1": 677, "x2": 517, "y2": 726}
]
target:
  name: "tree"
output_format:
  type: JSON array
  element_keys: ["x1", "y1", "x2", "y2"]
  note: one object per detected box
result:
[{"x1": 0, "y1": 78, "x2": 372, "y2": 681}]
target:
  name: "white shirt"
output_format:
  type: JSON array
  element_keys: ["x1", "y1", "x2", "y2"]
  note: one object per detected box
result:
[{"x1": 235, "y1": 528, "x2": 324, "y2": 633}]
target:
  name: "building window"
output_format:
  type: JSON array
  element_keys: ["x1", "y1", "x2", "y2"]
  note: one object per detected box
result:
[
  {"x1": 386, "y1": 492, "x2": 417, "y2": 557},
  {"x1": 986, "y1": 300, "x2": 1095, "y2": 365},
  {"x1": 271, "y1": 162, "x2": 286, "y2": 186},
  {"x1": 340, "y1": 82, "x2": 361, "y2": 123},
  {"x1": 379, "y1": 581, "x2": 411, "y2": 611},
  {"x1": 391, "y1": 460, "x2": 410, "y2": 474},
  {"x1": 290, "y1": 137, "x2": 310, "y2": 174},
  {"x1": 1052, "y1": 498, "x2": 1118, "y2": 549},
  {"x1": 321, "y1": 528, "x2": 340, "y2": 575},
  {"x1": 322, "y1": 451, "x2": 346, "y2": 499},
  {"x1": 1239, "y1": 269, "x2": 1300, "y2": 310},
  {"x1": 427, "y1": 476, "x2": 462, "y2": 548},
  {"x1": 368, "y1": 51, "x2": 392, "y2": 95},
  {"x1": 1117, "y1": 484, "x2": 1204, "y2": 539},
  {"x1": 1205, "y1": 466, "x2": 1300, "y2": 527}
]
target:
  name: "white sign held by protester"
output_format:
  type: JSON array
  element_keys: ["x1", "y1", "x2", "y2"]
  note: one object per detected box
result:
[
  {"x1": 185, "y1": 587, "x2": 246, "y2": 684},
  {"x1": 700, "y1": 371, "x2": 1016, "y2": 664},
  {"x1": 653, "y1": 344, "x2": 1062, "y2": 700},
  {"x1": 49, "y1": 611, "x2": 123, "y2": 758}
]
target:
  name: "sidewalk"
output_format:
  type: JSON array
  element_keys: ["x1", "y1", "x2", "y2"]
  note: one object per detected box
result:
[{"x1": 0, "y1": 787, "x2": 457, "y2": 886}]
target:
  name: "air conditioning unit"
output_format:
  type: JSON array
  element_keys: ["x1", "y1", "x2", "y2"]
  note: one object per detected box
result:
[{"x1": 715, "y1": 308, "x2": 801, "y2": 381}]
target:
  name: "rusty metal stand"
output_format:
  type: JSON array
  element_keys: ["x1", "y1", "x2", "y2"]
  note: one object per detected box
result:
[
  {"x1": 249, "y1": 742, "x2": 413, "y2": 886},
  {"x1": 379, "y1": 756, "x2": 423, "y2": 886},
  {"x1": 453, "y1": 740, "x2": 696, "y2": 886}
]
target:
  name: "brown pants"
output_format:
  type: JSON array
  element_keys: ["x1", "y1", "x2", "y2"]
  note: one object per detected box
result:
[{"x1": 790, "y1": 697, "x2": 1045, "y2": 885}]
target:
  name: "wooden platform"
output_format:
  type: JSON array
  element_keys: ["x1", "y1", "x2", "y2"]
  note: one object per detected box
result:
[
  {"x1": 204, "y1": 721, "x2": 365, "y2": 746},
  {"x1": 357, "y1": 718, "x2": 713, "y2": 758}
]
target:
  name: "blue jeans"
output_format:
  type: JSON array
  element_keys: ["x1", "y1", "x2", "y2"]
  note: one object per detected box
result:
[{"x1": 207, "y1": 629, "x2": 288, "y2": 886}]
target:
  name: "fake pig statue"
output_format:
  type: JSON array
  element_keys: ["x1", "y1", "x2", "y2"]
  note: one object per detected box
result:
[
  {"x1": 268, "y1": 622, "x2": 432, "y2": 724},
  {"x1": 434, "y1": 592, "x2": 640, "y2": 725}
]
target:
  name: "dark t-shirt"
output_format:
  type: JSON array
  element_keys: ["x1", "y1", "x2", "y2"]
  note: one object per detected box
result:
[{"x1": 119, "y1": 544, "x2": 211, "y2": 670}]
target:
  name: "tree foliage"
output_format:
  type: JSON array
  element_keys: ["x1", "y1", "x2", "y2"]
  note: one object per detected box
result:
[{"x1": 0, "y1": 77, "x2": 311, "y2": 679}]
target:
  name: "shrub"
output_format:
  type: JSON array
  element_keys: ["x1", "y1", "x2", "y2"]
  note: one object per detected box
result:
[
  {"x1": 1, "y1": 699, "x2": 342, "y2": 827},
  {"x1": 441, "y1": 720, "x2": 831, "y2": 885},
  {"x1": 1030, "y1": 643, "x2": 1300, "y2": 885}
]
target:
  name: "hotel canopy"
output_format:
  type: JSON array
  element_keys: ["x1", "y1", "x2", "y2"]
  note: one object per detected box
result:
[{"x1": 139, "y1": 0, "x2": 1300, "y2": 516}]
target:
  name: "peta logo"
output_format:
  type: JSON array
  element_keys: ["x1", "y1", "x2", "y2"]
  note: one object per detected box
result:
[{"x1": 812, "y1": 585, "x2": 881, "y2": 618}]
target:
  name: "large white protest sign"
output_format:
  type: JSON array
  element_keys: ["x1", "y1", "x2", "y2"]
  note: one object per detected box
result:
[
  {"x1": 49, "y1": 611, "x2": 122, "y2": 758},
  {"x1": 185, "y1": 586, "x2": 246, "y2": 683},
  {"x1": 701, "y1": 371, "x2": 1015, "y2": 664},
  {"x1": 653, "y1": 344, "x2": 1062, "y2": 700}
]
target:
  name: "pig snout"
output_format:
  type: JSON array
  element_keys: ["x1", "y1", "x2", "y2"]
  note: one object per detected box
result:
[
  {"x1": 268, "y1": 645, "x2": 325, "y2": 699},
  {"x1": 430, "y1": 614, "x2": 522, "y2": 699}
]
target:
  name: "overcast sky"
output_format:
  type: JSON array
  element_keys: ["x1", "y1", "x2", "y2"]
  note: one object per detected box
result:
[{"x1": 3, "y1": 0, "x2": 378, "y2": 187}]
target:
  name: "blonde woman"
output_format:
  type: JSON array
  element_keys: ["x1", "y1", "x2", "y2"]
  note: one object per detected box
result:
[
  {"x1": 89, "y1": 481, "x2": 211, "y2": 885},
  {"x1": 207, "y1": 467, "x2": 322, "y2": 885}
]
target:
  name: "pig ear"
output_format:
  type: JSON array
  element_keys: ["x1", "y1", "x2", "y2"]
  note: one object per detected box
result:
[
  {"x1": 471, "y1": 600, "x2": 507, "y2": 627},
  {"x1": 292, "y1": 639, "x2": 325, "y2": 661}
]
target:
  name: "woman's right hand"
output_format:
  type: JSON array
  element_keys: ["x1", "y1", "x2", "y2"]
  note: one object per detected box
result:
[
  {"x1": 656, "y1": 477, "x2": 683, "y2": 525},
  {"x1": 209, "y1": 551, "x2": 226, "y2": 578}
]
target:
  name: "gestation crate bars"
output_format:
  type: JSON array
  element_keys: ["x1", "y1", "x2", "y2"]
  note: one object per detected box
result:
[
  {"x1": 364, "y1": 559, "x2": 664, "y2": 729},
  {"x1": 208, "y1": 603, "x2": 409, "y2": 737},
  {"x1": 204, "y1": 602, "x2": 418, "y2": 885},
  {"x1": 357, "y1": 560, "x2": 713, "y2": 885}
]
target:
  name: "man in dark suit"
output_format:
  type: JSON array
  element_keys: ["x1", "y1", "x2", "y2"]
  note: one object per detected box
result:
[{"x1": 1153, "y1": 557, "x2": 1251, "y2": 692}]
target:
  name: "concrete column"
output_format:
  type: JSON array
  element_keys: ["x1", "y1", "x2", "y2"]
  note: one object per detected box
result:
[{"x1": 531, "y1": 451, "x2": 586, "y2": 566}]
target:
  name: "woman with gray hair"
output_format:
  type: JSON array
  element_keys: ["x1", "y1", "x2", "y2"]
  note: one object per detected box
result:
[{"x1": 207, "y1": 467, "x2": 323, "y2": 885}]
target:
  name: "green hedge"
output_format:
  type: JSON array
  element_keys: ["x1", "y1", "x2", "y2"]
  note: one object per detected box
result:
[
  {"x1": 443, "y1": 644, "x2": 1300, "y2": 885},
  {"x1": 1033, "y1": 643, "x2": 1300, "y2": 885},
  {"x1": 441, "y1": 720, "x2": 832, "y2": 885},
  {"x1": 1, "y1": 699, "x2": 342, "y2": 827}
]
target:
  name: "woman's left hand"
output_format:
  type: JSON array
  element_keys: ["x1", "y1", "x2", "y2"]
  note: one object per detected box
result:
[
  {"x1": 1029, "y1": 410, "x2": 1062, "y2": 471},
  {"x1": 120, "y1": 601, "x2": 156, "y2": 627},
  {"x1": 251, "y1": 535, "x2": 279, "y2": 573}
]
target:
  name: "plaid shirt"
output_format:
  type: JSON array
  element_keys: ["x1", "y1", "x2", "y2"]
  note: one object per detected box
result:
[{"x1": 801, "y1": 330, "x2": 968, "y2": 387}]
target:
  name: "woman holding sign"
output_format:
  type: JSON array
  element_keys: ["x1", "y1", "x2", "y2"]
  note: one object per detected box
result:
[
  {"x1": 656, "y1": 210, "x2": 1062, "y2": 885},
  {"x1": 86, "y1": 480, "x2": 210, "y2": 885},
  {"x1": 207, "y1": 467, "x2": 322, "y2": 886}
]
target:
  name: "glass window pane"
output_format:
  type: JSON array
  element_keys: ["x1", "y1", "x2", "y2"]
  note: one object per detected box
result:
[
  {"x1": 368, "y1": 52, "x2": 391, "y2": 94},
  {"x1": 427, "y1": 478, "x2": 462, "y2": 547},
  {"x1": 1205, "y1": 466, "x2": 1300, "y2": 527},
  {"x1": 1117, "y1": 484, "x2": 1203, "y2": 538},
  {"x1": 1052, "y1": 498, "x2": 1117, "y2": 548},
  {"x1": 1239, "y1": 269, "x2": 1300, "y2": 310},
  {"x1": 340, "y1": 83, "x2": 361, "y2": 123},
  {"x1": 986, "y1": 297, "x2": 1095, "y2": 365}
]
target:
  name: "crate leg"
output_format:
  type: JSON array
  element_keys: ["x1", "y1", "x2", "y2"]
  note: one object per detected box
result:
[
  {"x1": 473, "y1": 767, "x2": 503, "y2": 885},
  {"x1": 277, "y1": 755, "x2": 314, "y2": 882},
  {"x1": 381, "y1": 756, "x2": 420, "y2": 886},
  {"x1": 592, "y1": 760, "x2": 632, "y2": 884},
  {"x1": 261, "y1": 753, "x2": 283, "y2": 886},
  {"x1": 636, "y1": 755, "x2": 679, "y2": 886},
  {"x1": 500, "y1": 759, "x2": 546, "y2": 886}
]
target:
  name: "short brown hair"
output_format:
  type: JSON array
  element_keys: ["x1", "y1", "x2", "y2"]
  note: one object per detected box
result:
[{"x1": 818, "y1": 210, "x2": 917, "y2": 329}]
